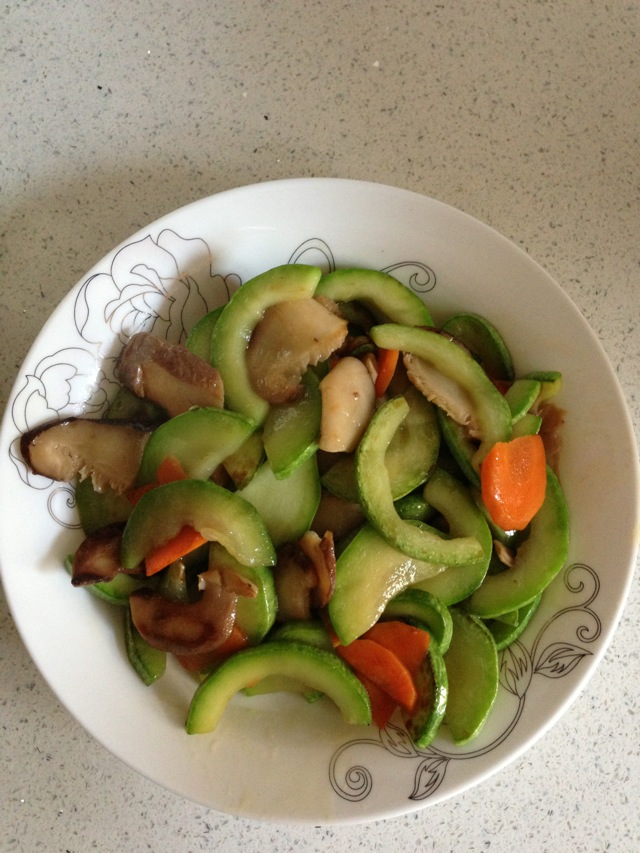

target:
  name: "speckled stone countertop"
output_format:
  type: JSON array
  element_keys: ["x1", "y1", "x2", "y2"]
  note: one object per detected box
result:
[{"x1": 2, "y1": 2, "x2": 639, "y2": 851}]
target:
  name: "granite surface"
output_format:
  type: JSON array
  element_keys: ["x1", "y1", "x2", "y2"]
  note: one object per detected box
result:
[{"x1": 1, "y1": 1, "x2": 639, "y2": 851}]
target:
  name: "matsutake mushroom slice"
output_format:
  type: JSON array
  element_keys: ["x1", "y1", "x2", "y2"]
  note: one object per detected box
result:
[
  {"x1": 246, "y1": 298, "x2": 348, "y2": 404},
  {"x1": 21, "y1": 417, "x2": 151, "y2": 493},
  {"x1": 117, "y1": 332, "x2": 224, "y2": 417},
  {"x1": 129, "y1": 575, "x2": 238, "y2": 656},
  {"x1": 318, "y1": 356, "x2": 376, "y2": 452},
  {"x1": 404, "y1": 352, "x2": 481, "y2": 438}
]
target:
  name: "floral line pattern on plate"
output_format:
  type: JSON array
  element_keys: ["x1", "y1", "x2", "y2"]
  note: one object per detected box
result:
[
  {"x1": 8, "y1": 233, "x2": 436, "y2": 504},
  {"x1": 329, "y1": 562, "x2": 599, "y2": 804}
]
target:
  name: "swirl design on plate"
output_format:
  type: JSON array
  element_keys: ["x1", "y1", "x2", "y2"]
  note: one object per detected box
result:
[
  {"x1": 10, "y1": 234, "x2": 435, "y2": 506},
  {"x1": 329, "y1": 563, "x2": 600, "y2": 803}
]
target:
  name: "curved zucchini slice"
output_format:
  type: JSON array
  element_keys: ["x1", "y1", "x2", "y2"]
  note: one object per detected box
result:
[
  {"x1": 185, "y1": 305, "x2": 224, "y2": 361},
  {"x1": 441, "y1": 312, "x2": 514, "y2": 381},
  {"x1": 186, "y1": 641, "x2": 372, "y2": 733},
  {"x1": 124, "y1": 608, "x2": 166, "y2": 685},
  {"x1": 121, "y1": 479, "x2": 276, "y2": 570},
  {"x1": 210, "y1": 264, "x2": 322, "y2": 423},
  {"x1": 465, "y1": 467, "x2": 569, "y2": 618},
  {"x1": 75, "y1": 477, "x2": 132, "y2": 535},
  {"x1": 322, "y1": 385, "x2": 440, "y2": 503},
  {"x1": 356, "y1": 396, "x2": 483, "y2": 566},
  {"x1": 238, "y1": 455, "x2": 320, "y2": 548},
  {"x1": 411, "y1": 467, "x2": 492, "y2": 605},
  {"x1": 328, "y1": 522, "x2": 448, "y2": 645},
  {"x1": 383, "y1": 588, "x2": 453, "y2": 655},
  {"x1": 315, "y1": 268, "x2": 432, "y2": 326},
  {"x1": 403, "y1": 640, "x2": 448, "y2": 748},
  {"x1": 443, "y1": 609, "x2": 499, "y2": 745},
  {"x1": 263, "y1": 370, "x2": 321, "y2": 479},
  {"x1": 370, "y1": 324, "x2": 512, "y2": 466},
  {"x1": 137, "y1": 407, "x2": 256, "y2": 484},
  {"x1": 484, "y1": 593, "x2": 542, "y2": 650}
]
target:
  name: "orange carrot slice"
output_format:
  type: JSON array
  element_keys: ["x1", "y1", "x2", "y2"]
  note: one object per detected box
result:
[
  {"x1": 144, "y1": 525, "x2": 207, "y2": 576},
  {"x1": 374, "y1": 348, "x2": 400, "y2": 397},
  {"x1": 362, "y1": 621, "x2": 430, "y2": 678},
  {"x1": 480, "y1": 434, "x2": 547, "y2": 531},
  {"x1": 156, "y1": 455, "x2": 188, "y2": 484},
  {"x1": 356, "y1": 672, "x2": 398, "y2": 729},
  {"x1": 127, "y1": 456, "x2": 189, "y2": 505},
  {"x1": 337, "y1": 638, "x2": 418, "y2": 713}
]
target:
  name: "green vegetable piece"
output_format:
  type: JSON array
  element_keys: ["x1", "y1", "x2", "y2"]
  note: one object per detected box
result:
[
  {"x1": 525, "y1": 370, "x2": 562, "y2": 404},
  {"x1": 315, "y1": 268, "x2": 433, "y2": 326},
  {"x1": 263, "y1": 370, "x2": 321, "y2": 479},
  {"x1": 120, "y1": 479, "x2": 276, "y2": 570},
  {"x1": 159, "y1": 559, "x2": 190, "y2": 602},
  {"x1": 186, "y1": 641, "x2": 372, "y2": 733},
  {"x1": 404, "y1": 640, "x2": 448, "y2": 748},
  {"x1": 255, "y1": 620, "x2": 333, "y2": 702},
  {"x1": 137, "y1": 407, "x2": 256, "y2": 485},
  {"x1": 511, "y1": 412, "x2": 542, "y2": 438},
  {"x1": 443, "y1": 609, "x2": 499, "y2": 744},
  {"x1": 269, "y1": 620, "x2": 334, "y2": 650},
  {"x1": 208, "y1": 542, "x2": 277, "y2": 644},
  {"x1": 124, "y1": 608, "x2": 166, "y2": 685},
  {"x1": 210, "y1": 264, "x2": 322, "y2": 423},
  {"x1": 441, "y1": 312, "x2": 514, "y2": 381},
  {"x1": 322, "y1": 385, "x2": 440, "y2": 502},
  {"x1": 411, "y1": 468, "x2": 493, "y2": 605},
  {"x1": 75, "y1": 477, "x2": 132, "y2": 535},
  {"x1": 394, "y1": 492, "x2": 432, "y2": 523},
  {"x1": 465, "y1": 467, "x2": 569, "y2": 618},
  {"x1": 164, "y1": 410, "x2": 255, "y2": 480},
  {"x1": 238, "y1": 455, "x2": 320, "y2": 548},
  {"x1": 485, "y1": 594, "x2": 542, "y2": 650},
  {"x1": 105, "y1": 386, "x2": 164, "y2": 425},
  {"x1": 383, "y1": 588, "x2": 453, "y2": 654},
  {"x1": 504, "y1": 378, "x2": 541, "y2": 423},
  {"x1": 242, "y1": 675, "x2": 323, "y2": 703},
  {"x1": 356, "y1": 396, "x2": 483, "y2": 566},
  {"x1": 370, "y1": 324, "x2": 512, "y2": 466},
  {"x1": 328, "y1": 522, "x2": 449, "y2": 645},
  {"x1": 185, "y1": 306, "x2": 224, "y2": 361},
  {"x1": 222, "y1": 429, "x2": 265, "y2": 489},
  {"x1": 436, "y1": 409, "x2": 480, "y2": 488}
]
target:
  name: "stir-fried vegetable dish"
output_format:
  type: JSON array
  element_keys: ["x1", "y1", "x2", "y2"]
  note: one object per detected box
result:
[{"x1": 21, "y1": 264, "x2": 568, "y2": 746}]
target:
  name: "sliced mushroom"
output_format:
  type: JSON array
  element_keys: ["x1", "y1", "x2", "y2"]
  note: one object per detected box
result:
[
  {"x1": 493, "y1": 539, "x2": 516, "y2": 569},
  {"x1": 318, "y1": 356, "x2": 376, "y2": 452},
  {"x1": 272, "y1": 543, "x2": 317, "y2": 622},
  {"x1": 71, "y1": 523, "x2": 129, "y2": 585},
  {"x1": 117, "y1": 332, "x2": 224, "y2": 417},
  {"x1": 404, "y1": 352, "x2": 481, "y2": 438},
  {"x1": 298, "y1": 530, "x2": 337, "y2": 608},
  {"x1": 129, "y1": 573, "x2": 237, "y2": 655},
  {"x1": 21, "y1": 417, "x2": 150, "y2": 493},
  {"x1": 246, "y1": 298, "x2": 348, "y2": 404},
  {"x1": 273, "y1": 531, "x2": 337, "y2": 620}
]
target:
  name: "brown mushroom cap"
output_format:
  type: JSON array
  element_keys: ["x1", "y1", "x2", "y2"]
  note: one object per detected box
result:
[
  {"x1": 246, "y1": 298, "x2": 348, "y2": 404},
  {"x1": 71, "y1": 523, "x2": 129, "y2": 585},
  {"x1": 21, "y1": 417, "x2": 150, "y2": 493},
  {"x1": 117, "y1": 332, "x2": 224, "y2": 417},
  {"x1": 129, "y1": 577, "x2": 238, "y2": 655}
]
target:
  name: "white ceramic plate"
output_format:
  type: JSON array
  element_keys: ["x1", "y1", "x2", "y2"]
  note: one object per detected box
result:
[{"x1": 1, "y1": 178, "x2": 638, "y2": 824}]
